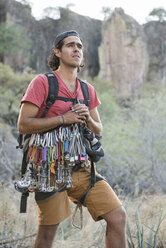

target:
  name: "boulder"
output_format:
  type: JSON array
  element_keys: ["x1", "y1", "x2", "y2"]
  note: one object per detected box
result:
[{"x1": 99, "y1": 8, "x2": 149, "y2": 98}]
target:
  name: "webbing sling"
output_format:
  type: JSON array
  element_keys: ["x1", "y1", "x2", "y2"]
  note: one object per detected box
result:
[
  {"x1": 19, "y1": 72, "x2": 90, "y2": 212},
  {"x1": 72, "y1": 162, "x2": 104, "y2": 206}
]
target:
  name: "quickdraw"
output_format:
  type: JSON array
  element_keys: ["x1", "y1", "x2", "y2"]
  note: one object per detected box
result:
[{"x1": 15, "y1": 124, "x2": 89, "y2": 193}]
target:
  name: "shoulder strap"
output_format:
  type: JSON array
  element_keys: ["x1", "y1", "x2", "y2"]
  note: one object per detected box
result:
[
  {"x1": 42, "y1": 72, "x2": 59, "y2": 117},
  {"x1": 44, "y1": 74, "x2": 90, "y2": 110},
  {"x1": 78, "y1": 79, "x2": 90, "y2": 107},
  {"x1": 44, "y1": 73, "x2": 89, "y2": 108}
]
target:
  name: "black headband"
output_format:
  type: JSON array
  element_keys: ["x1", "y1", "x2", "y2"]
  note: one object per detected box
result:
[{"x1": 54, "y1": 30, "x2": 82, "y2": 47}]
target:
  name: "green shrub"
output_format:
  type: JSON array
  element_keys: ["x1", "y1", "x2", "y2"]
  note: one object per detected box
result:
[
  {"x1": 0, "y1": 63, "x2": 36, "y2": 123},
  {"x1": 91, "y1": 78, "x2": 166, "y2": 195}
]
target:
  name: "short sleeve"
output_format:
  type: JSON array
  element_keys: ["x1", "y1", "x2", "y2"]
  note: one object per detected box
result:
[
  {"x1": 21, "y1": 75, "x2": 48, "y2": 108},
  {"x1": 86, "y1": 82, "x2": 101, "y2": 110}
]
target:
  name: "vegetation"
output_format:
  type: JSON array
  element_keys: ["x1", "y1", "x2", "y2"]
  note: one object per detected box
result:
[
  {"x1": 42, "y1": 7, "x2": 60, "y2": 19},
  {"x1": 1, "y1": 2, "x2": 166, "y2": 246},
  {"x1": 0, "y1": 65, "x2": 166, "y2": 247},
  {"x1": 89, "y1": 78, "x2": 166, "y2": 196},
  {"x1": 101, "y1": 6, "x2": 112, "y2": 20},
  {"x1": 0, "y1": 65, "x2": 166, "y2": 195},
  {"x1": 127, "y1": 209, "x2": 165, "y2": 247},
  {"x1": 0, "y1": 22, "x2": 32, "y2": 64},
  {"x1": 0, "y1": 184, "x2": 165, "y2": 247},
  {"x1": 149, "y1": 7, "x2": 166, "y2": 22},
  {"x1": 0, "y1": 63, "x2": 35, "y2": 125}
]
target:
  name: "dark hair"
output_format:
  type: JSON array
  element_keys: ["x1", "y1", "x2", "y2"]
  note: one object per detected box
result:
[
  {"x1": 47, "y1": 40, "x2": 64, "y2": 71},
  {"x1": 47, "y1": 39, "x2": 84, "y2": 72}
]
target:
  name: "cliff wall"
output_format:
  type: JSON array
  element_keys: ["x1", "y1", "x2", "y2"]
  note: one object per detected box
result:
[
  {"x1": 1, "y1": 1, "x2": 166, "y2": 97},
  {"x1": 99, "y1": 8, "x2": 149, "y2": 98}
]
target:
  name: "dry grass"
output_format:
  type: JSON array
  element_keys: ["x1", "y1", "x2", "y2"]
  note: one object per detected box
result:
[
  {"x1": 0, "y1": 182, "x2": 38, "y2": 247},
  {"x1": 0, "y1": 183, "x2": 165, "y2": 248},
  {"x1": 124, "y1": 193, "x2": 166, "y2": 247}
]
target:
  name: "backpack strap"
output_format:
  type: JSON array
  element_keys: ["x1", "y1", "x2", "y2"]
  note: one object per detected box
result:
[
  {"x1": 44, "y1": 73, "x2": 90, "y2": 107},
  {"x1": 20, "y1": 192, "x2": 29, "y2": 213},
  {"x1": 42, "y1": 72, "x2": 59, "y2": 117},
  {"x1": 78, "y1": 79, "x2": 90, "y2": 107}
]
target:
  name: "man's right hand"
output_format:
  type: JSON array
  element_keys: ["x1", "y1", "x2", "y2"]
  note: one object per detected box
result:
[{"x1": 63, "y1": 110, "x2": 86, "y2": 125}]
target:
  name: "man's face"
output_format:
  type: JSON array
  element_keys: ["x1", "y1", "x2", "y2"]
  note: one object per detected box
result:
[{"x1": 55, "y1": 36, "x2": 83, "y2": 69}]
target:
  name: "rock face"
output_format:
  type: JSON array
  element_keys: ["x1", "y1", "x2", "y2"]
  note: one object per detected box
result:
[
  {"x1": 31, "y1": 8, "x2": 102, "y2": 77},
  {"x1": 144, "y1": 21, "x2": 166, "y2": 84},
  {"x1": 99, "y1": 8, "x2": 149, "y2": 98},
  {"x1": 1, "y1": 1, "x2": 166, "y2": 98},
  {"x1": 3, "y1": 0, "x2": 35, "y2": 70},
  {"x1": 3, "y1": 0, "x2": 102, "y2": 78}
]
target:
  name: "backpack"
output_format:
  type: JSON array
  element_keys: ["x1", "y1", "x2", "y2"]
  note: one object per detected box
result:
[{"x1": 15, "y1": 72, "x2": 104, "y2": 213}]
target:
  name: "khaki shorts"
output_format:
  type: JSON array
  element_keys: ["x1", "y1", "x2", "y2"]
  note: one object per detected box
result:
[{"x1": 36, "y1": 168, "x2": 122, "y2": 225}]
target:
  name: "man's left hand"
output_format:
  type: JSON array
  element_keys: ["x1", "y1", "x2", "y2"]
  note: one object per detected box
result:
[{"x1": 71, "y1": 103, "x2": 91, "y2": 122}]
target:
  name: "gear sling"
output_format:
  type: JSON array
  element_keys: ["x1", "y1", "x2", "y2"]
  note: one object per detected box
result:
[{"x1": 16, "y1": 72, "x2": 104, "y2": 213}]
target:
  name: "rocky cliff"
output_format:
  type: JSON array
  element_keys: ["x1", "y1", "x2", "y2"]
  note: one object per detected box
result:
[
  {"x1": 31, "y1": 8, "x2": 102, "y2": 77},
  {"x1": 2, "y1": 0, "x2": 35, "y2": 70},
  {"x1": 99, "y1": 8, "x2": 149, "y2": 98},
  {"x1": 3, "y1": 0, "x2": 102, "y2": 77},
  {"x1": 144, "y1": 21, "x2": 166, "y2": 84},
  {"x1": 1, "y1": 0, "x2": 166, "y2": 98}
]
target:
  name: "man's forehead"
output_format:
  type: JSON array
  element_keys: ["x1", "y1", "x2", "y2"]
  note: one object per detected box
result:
[{"x1": 63, "y1": 36, "x2": 83, "y2": 45}]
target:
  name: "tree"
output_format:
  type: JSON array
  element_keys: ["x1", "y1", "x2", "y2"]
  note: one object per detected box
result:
[
  {"x1": 18, "y1": 0, "x2": 32, "y2": 7},
  {"x1": 0, "y1": 0, "x2": 7, "y2": 22},
  {"x1": 0, "y1": 22, "x2": 32, "y2": 63},
  {"x1": 65, "y1": 3, "x2": 75, "y2": 10},
  {"x1": 42, "y1": 7, "x2": 60, "y2": 19},
  {"x1": 0, "y1": 63, "x2": 36, "y2": 117},
  {"x1": 149, "y1": 7, "x2": 166, "y2": 22},
  {"x1": 101, "y1": 6, "x2": 112, "y2": 20}
]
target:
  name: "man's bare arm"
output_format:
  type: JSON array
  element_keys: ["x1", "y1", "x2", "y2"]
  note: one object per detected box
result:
[
  {"x1": 86, "y1": 107, "x2": 103, "y2": 135},
  {"x1": 18, "y1": 102, "x2": 86, "y2": 134}
]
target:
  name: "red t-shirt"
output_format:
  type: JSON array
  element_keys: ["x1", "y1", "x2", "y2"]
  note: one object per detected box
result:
[{"x1": 21, "y1": 71, "x2": 100, "y2": 117}]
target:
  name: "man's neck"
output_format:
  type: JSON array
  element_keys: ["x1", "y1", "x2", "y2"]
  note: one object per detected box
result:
[{"x1": 55, "y1": 66, "x2": 77, "y2": 85}]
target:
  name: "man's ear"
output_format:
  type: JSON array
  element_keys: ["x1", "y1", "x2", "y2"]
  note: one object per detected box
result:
[{"x1": 54, "y1": 48, "x2": 61, "y2": 58}]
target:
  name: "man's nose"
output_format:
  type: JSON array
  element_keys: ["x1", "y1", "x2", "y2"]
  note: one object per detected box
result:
[{"x1": 73, "y1": 44, "x2": 79, "y2": 51}]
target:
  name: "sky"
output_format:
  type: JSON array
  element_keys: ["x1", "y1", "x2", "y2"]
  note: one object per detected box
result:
[{"x1": 17, "y1": 0, "x2": 166, "y2": 24}]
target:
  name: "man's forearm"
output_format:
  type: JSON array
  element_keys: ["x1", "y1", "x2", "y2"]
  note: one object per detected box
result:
[
  {"x1": 86, "y1": 116, "x2": 103, "y2": 135},
  {"x1": 18, "y1": 108, "x2": 86, "y2": 134},
  {"x1": 18, "y1": 115, "x2": 63, "y2": 134}
]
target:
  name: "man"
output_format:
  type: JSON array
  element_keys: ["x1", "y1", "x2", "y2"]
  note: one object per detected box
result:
[{"x1": 18, "y1": 30, "x2": 127, "y2": 248}]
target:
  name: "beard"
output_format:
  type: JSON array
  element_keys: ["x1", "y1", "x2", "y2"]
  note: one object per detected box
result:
[{"x1": 61, "y1": 54, "x2": 83, "y2": 69}]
